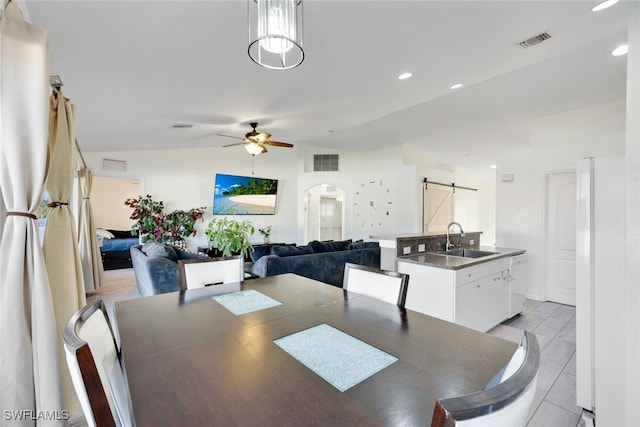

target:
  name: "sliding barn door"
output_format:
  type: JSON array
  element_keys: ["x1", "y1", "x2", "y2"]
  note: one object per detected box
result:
[{"x1": 423, "y1": 183, "x2": 454, "y2": 232}]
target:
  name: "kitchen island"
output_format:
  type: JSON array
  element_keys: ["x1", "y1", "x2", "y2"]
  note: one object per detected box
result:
[{"x1": 397, "y1": 246, "x2": 526, "y2": 332}]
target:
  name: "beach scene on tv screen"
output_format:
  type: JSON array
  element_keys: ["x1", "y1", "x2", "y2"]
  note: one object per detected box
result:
[{"x1": 213, "y1": 174, "x2": 278, "y2": 215}]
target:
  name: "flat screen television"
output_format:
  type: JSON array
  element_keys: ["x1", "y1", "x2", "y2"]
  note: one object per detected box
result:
[{"x1": 213, "y1": 173, "x2": 278, "y2": 215}]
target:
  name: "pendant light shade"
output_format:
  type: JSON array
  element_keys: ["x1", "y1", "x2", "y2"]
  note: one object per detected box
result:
[
  {"x1": 248, "y1": 0, "x2": 304, "y2": 70},
  {"x1": 245, "y1": 142, "x2": 264, "y2": 156}
]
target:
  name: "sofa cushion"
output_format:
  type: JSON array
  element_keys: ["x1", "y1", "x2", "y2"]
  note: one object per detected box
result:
[
  {"x1": 250, "y1": 243, "x2": 296, "y2": 262},
  {"x1": 248, "y1": 244, "x2": 380, "y2": 287},
  {"x1": 271, "y1": 245, "x2": 314, "y2": 257},
  {"x1": 350, "y1": 241, "x2": 380, "y2": 250},
  {"x1": 142, "y1": 242, "x2": 178, "y2": 261},
  {"x1": 310, "y1": 239, "x2": 352, "y2": 253}
]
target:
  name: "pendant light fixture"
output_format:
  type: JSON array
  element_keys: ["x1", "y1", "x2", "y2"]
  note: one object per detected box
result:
[{"x1": 248, "y1": 0, "x2": 304, "y2": 70}]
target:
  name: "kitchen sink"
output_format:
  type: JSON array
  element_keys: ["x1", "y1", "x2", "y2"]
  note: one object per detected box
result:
[{"x1": 435, "y1": 249, "x2": 499, "y2": 258}]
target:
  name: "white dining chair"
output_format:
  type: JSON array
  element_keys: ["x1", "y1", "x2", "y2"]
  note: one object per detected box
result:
[
  {"x1": 343, "y1": 262, "x2": 410, "y2": 308},
  {"x1": 431, "y1": 331, "x2": 540, "y2": 427},
  {"x1": 178, "y1": 255, "x2": 244, "y2": 291},
  {"x1": 63, "y1": 299, "x2": 135, "y2": 427}
]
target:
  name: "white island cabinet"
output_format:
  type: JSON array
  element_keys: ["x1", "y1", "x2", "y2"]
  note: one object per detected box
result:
[{"x1": 398, "y1": 257, "x2": 511, "y2": 332}]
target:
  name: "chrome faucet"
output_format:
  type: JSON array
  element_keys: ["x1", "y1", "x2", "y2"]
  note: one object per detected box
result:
[{"x1": 446, "y1": 222, "x2": 465, "y2": 251}]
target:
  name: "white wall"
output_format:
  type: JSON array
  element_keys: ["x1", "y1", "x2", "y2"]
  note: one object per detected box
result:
[
  {"x1": 404, "y1": 144, "x2": 496, "y2": 244},
  {"x1": 84, "y1": 143, "x2": 492, "y2": 252},
  {"x1": 91, "y1": 176, "x2": 140, "y2": 230},
  {"x1": 299, "y1": 145, "x2": 419, "y2": 243},
  {"x1": 84, "y1": 146, "x2": 301, "y2": 251},
  {"x1": 496, "y1": 100, "x2": 625, "y2": 300}
]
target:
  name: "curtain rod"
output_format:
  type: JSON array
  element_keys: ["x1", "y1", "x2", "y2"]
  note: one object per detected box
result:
[
  {"x1": 423, "y1": 178, "x2": 477, "y2": 192},
  {"x1": 75, "y1": 139, "x2": 87, "y2": 169}
]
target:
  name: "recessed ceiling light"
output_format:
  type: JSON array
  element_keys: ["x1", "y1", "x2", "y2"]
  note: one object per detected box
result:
[
  {"x1": 491, "y1": 165, "x2": 497, "y2": 169},
  {"x1": 592, "y1": 0, "x2": 619, "y2": 12},
  {"x1": 450, "y1": 83, "x2": 463, "y2": 90},
  {"x1": 398, "y1": 72, "x2": 412, "y2": 80},
  {"x1": 612, "y1": 44, "x2": 628, "y2": 56}
]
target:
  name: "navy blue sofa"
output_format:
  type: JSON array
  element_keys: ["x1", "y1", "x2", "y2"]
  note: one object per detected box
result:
[{"x1": 247, "y1": 240, "x2": 380, "y2": 287}]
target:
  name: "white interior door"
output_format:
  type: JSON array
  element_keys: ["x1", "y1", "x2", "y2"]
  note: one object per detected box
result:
[
  {"x1": 319, "y1": 197, "x2": 342, "y2": 241},
  {"x1": 545, "y1": 171, "x2": 577, "y2": 305}
]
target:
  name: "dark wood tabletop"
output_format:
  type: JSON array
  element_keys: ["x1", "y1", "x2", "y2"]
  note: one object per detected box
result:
[{"x1": 114, "y1": 273, "x2": 515, "y2": 426}]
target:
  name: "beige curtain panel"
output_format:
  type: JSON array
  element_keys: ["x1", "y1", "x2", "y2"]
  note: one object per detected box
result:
[
  {"x1": 0, "y1": 2, "x2": 64, "y2": 424},
  {"x1": 78, "y1": 166, "x2": 104, "y2": 291},
  {"x1": 43, "y1": 87, "x2": 87, "y2": 414}
]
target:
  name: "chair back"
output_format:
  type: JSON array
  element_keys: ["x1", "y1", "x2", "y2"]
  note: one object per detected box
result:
[
  {"x1": 63, "y1": 299, "x2": 135, "y2": 427},
  {"x1": 178, "y1": 255, "x2": 244, "y2": 291},
  {"x1": 343, "y1": 263, "x2": 409, "y2": 308},
  {"x1": 431, "y1": 331, "x2": 540, "y2": 427}
]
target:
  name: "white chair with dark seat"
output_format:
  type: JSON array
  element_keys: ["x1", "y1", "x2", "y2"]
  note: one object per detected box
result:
[
  {"x1": 63, "y1": 299, "x2": 135, "y2": 427},
  {"x1": 178, "y1": 255, "x2": 244, "y2": 291},
  {"x1": 343, "y1": 262, "x2": 410, "y2": 308},
  {"x1": 431, "y1": 331, "x2": 540, "y2": 427}
]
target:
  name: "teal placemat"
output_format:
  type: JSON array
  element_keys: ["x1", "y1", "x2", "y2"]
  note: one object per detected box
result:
[
  {"x1": 274, "y1": 323, "x2": 398, "y2": 392},
  {"x1": 212, "y1": 289, "x2": 282, "y2": 315}
]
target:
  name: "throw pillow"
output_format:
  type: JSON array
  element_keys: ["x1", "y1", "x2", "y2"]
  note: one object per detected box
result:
[
  {"x1": 96, "y1": 228, "x2": 115, "y2": 239},
  {"x1": 309, "y1": 239, "x2": 352, "y2": 253},
  {"x1": 271, "y1": 245, "x2": 314, "y2": 257},
  {"x1": 142, "y1": 242, "x2": 178, "y2": 261},
  {"x1": 350, "y1": 241, "x2": 379, "y2": 250},
  {"x1": 250, "y1": 243, "x2": 296, "y2": 262}
]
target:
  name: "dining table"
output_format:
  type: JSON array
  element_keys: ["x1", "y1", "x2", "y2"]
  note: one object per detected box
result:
[{"x1": 114, "y1": 273, "x2": 516, "y2": 426}]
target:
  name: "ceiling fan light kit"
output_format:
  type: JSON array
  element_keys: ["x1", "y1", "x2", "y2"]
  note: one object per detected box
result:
[
  {"x1": 248, "y1": 0, "x2": 304, "y2": 70},
  {"x1": 245, "y1": 142, "x2": 265, "y2": 156}
]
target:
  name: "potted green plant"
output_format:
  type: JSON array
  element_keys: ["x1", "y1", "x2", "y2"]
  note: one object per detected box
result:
[
  {"x1": 258, "y1": 225, "x2": 272, "y2": 243},
  {"x1": 205, "y1": 217, "x2": 255, "y2": 257}
]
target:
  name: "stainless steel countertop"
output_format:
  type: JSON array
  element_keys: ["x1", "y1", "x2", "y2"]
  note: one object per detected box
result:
[{"x1": 396, "y1": 246, "x2": 526, "y2": 270}]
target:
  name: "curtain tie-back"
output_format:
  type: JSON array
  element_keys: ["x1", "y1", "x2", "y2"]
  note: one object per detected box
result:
[
  {"x1": 82, "y1": 197, "x2": 90, "y2": 200},
  {"x1": 47, "y1": 201, "x2": 69, "y2": 208},
  {"x1": 5, "y1": 211, "x2": 37, "y2": 220}
]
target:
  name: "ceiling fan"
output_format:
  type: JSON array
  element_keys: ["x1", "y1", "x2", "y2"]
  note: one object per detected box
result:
[{"x1": 216, "y1": 122, "x2": 294, "y2": 156}]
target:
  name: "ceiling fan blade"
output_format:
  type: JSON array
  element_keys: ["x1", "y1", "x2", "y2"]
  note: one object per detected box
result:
[
  {"x1": 222, "y1": 142, "x2": 246, "y2": 147},
  {"x1": 256, "y1": 132, "x2": 271, "y2": 142},
  {"x1": 264, "y1": 140, "x2": 294, "y2": 147},
  {"x1": 216, "y1": 133, "x2": 246, "y2": 141}
]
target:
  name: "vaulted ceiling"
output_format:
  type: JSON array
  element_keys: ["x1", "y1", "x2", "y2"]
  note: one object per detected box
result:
[{"x1": 27, "y1": 0, "x2": 629, "y2": 174}]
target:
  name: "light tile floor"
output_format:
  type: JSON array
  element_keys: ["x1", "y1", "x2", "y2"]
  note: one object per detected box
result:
[{"x1": 488, "y1": 300, "x2": 585, "y2": 427}]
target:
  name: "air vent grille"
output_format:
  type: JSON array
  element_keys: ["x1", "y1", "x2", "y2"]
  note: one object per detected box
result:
[
  {"x1": 516, "y1": 32, "x2": 551, "y2": 48},
  {"x1": 102, "y1": 158, "x2": 127, "y2": 171},
  {"x1": 313, "y1": 154, "x2": 339, "y2": 172}
]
